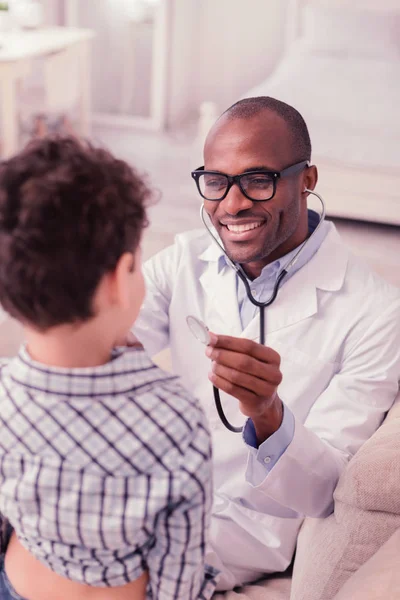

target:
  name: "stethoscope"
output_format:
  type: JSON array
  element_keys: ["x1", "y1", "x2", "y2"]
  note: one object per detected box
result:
[{"x1": 187, "y1": 189, "x2": 326, "y2": 433}]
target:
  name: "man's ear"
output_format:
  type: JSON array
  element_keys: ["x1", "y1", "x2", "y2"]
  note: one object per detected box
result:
[
  {"x1": 113, "y1": 252, "x2": 135, "y2": 310},
  {"x1": 302, "y1": 165, "x2": 318, "y2": 193}
]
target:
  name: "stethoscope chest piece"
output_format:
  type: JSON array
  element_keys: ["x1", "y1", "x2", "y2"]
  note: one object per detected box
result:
[
  {"x1": 186, "y1": 315, "x2": 211, "y2": 346},
  {"x1": 186, "y1": 314, "x2": 244, "y2": 433}
]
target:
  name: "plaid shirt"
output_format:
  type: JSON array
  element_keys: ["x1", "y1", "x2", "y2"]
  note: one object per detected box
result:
[{"x1": 0, "y1": 346, "x2": 218, "y2": 599}]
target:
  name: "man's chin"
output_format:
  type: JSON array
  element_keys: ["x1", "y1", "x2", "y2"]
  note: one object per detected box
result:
[{"x1": 222, "y1": 243, "x2": 261, "y2": 266}]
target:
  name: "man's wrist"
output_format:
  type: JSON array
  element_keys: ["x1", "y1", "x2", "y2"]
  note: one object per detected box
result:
[{"x1": 252, "y1": 395, "x2": 284, "y2": 445}]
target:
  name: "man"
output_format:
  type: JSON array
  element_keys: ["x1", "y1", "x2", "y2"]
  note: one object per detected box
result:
[{"x1": 134, "y1": 97, "x2": 400, "y2": 590}]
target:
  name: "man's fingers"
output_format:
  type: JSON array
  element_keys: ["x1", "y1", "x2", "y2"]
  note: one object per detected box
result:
[
  {"x1": 208, "y1": 371, "x2": 274, "y2": 417},
  {"x1": 211, "y1": 363, "x2": 279, "y2": 398},
  {"x1": 209, "y1": 371, "x2": 258, "y2": 404},
  {"x1": 207, "y1": 348, "x2": 283, "y2": 384},
  {"x1": 208, "y1": 333, "x2": 281, "y2": 365}
]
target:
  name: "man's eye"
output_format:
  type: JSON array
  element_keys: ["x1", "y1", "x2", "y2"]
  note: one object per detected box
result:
[
  {"x1": 246, "y1": 176, "x2": 272, "y2": 187},
  {"x1": 205, "y1": 178, "x2": 225, "y2": 189}
]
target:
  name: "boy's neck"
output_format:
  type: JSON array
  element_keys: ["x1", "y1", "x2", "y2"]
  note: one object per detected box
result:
[{"x1": 25, "y1": 323, "x2": 115, "y2": 369}]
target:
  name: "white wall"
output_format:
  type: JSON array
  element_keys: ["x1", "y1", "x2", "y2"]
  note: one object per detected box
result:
[{"x1": 167, "y1": 0, "x2": 289, "y2": 127}]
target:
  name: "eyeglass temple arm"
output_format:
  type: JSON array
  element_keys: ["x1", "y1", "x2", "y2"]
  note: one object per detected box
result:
[{"x1": 279, "y1": 160, "x2": 309, "y2": 178}]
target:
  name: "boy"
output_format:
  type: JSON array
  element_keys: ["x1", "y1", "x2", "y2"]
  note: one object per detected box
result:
[{"x1": 0, "y1": 137, "x2": 217, "y2": 599}]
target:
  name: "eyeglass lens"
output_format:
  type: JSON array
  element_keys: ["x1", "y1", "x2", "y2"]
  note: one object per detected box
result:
[{"x1": 198, "y1": 172, "x2": 275, "y2": 201}]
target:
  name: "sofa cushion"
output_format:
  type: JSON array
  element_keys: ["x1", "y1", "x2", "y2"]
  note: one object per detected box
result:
[
  {"x1": 333, "y1": 527, "x2": 400, "y2": 600},
  {"x1": 290, "y1": 396, "x2": 400, "y2": 600}
]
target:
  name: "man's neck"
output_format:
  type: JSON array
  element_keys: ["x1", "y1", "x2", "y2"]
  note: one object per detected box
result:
[{"x1": 241, "y1": 237, "x2": 308, "y2": 280}]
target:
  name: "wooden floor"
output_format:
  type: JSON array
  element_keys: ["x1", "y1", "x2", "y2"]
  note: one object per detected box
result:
[{"x1": 94, "y1": 125, "x2": 400, "y2": 288}]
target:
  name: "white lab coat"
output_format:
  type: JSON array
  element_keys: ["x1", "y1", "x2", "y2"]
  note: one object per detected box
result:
[{"x1": 134, "y1": 223, "x2": 400, "y2": 589}]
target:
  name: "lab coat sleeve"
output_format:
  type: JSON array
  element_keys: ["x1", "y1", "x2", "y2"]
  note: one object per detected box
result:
[
  {"x1": 133, "y1": 243, "x2": 178, "y2": 357},
  {"x1": 245, "y1": 298, "x2": 400, "y2": 518}
]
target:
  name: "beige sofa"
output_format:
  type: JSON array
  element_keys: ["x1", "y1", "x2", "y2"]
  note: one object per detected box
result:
[
  {"x1": 1, "y1": 315, "x2": 399, "y2": 600},
  {"x1": 214, "y1": 395, "x2": 400, "y2": 600}
]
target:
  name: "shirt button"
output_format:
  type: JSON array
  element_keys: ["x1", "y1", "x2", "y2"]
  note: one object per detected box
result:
[
  {"x1": 264, "y1": 456, "x2": 271, "y2": 464},
  {"x1": 251, "y1": 289, "x2": 257, "y2": 296}
]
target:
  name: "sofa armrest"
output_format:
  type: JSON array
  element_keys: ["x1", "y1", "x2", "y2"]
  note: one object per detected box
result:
[
  {"x1": 333, "y1": 527, "x2": 400, "y2": 600},
  {"x1": 290, "y1": 389, "x2": 400, "y2": 600}
]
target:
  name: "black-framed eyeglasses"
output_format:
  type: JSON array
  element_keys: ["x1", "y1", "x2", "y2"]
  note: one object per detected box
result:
[{"x1": 191, "y1": 160, "x2": 309, "y2": 202}]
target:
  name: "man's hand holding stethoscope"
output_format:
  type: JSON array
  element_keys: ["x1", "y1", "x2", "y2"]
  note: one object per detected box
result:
[
  {"x1": 187, "y1": 314, "x2": 284, "y2": 443},
  {"x1": 205, "y1": 331, "x2": 284, "y2": 444}
]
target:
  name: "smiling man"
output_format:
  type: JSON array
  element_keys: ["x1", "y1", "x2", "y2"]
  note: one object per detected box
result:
[
  {"x1": 134, "y1": 97, "x2": 400, "y2": 590},
  {"x1": 198, "y1": 103, "x2": 312, "y2": 277}
]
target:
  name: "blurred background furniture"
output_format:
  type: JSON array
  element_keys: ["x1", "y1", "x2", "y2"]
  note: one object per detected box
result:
[
  {"x1": 18, "y1": 40, "x2": 85, "y2": 143},
  {"x1": 242, "y1": 0, "x2": 400, "y2": 225},
  {"x1": 0, "y1": 26, "x2": 94, "y2": 157},
  {"x1": 65, "y1": 0, "x2": 171, "y2": 132}
]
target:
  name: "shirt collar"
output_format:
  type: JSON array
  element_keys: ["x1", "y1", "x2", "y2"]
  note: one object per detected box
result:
[{"x1": 7, "y1": 345, "x2": 173, "y2": 398}]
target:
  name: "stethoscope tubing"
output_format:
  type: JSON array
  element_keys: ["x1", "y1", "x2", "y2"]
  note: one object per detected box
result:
[
  {"x1": 212, "y1": 282, "x2": 284, "y2": 433},
  {"x1": 201, "y1": 189, "x2": 326, "y2": 433}
]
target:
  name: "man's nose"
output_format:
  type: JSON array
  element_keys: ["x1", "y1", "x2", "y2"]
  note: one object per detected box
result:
[{"x1": 220, "y1": 182, "x2": 253, "y2": 215}]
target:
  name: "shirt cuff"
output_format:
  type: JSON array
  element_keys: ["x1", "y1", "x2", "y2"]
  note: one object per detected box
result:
[{"x1": 243, "y1": 404, "x2": 295, "y2": 484}]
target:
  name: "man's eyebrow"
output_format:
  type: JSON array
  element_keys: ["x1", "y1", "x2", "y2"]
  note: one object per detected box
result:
[
  {"x1": 205, "y1": 165, "x2": 277, "y2": 174},
  {"x1": 242, "y1": 165, "x2": 276, "y2": 173}
]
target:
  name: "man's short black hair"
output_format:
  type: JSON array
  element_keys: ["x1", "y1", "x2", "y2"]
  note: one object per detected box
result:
[
  {"x1": 0, "y1": 136, "x2": 152, "y2": 330},
  {"x1": 223, "y1": 96, "x2": 312, "y2": 162}
]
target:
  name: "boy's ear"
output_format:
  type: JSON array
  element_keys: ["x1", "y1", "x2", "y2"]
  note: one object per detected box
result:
[{"x1": 113, "y1": 252, "x2": 135, "y2": 309}]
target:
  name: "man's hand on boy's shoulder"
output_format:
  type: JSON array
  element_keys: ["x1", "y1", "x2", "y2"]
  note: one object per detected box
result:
[{"x1": 124, "y1": 331, "x2": 144, "y2": 349}]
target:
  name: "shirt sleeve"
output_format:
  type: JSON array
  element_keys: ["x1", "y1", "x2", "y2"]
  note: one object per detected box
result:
[
  {"x1": 243, "y1": 405, "x2": 295, "y2": 485},
  {"x1": 146, "y1": 409, "x2": 219, "y2": 599}
]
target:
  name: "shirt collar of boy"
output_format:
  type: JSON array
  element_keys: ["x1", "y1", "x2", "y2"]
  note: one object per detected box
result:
[{"x1": 6, "y1": 345, "x2": 174, "y2": 398}]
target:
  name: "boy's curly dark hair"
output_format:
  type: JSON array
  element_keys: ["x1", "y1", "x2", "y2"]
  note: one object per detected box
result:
[{"x1": 0, "y1": 136, "x2": 152, "y2": 330}]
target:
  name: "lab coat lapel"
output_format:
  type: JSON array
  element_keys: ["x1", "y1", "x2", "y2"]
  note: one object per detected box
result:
[
  {"x1": 199, "y1": 250, "x2": 243, "y2": 337},
  {"x1": 242, "y1": 225, "x2": 349, "y2": 342},
  {"x1": 242, "y1": 273, "x2": 318, "y2": 342}
]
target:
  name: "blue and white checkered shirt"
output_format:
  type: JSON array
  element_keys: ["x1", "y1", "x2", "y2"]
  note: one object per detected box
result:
[{"x1": 0, "y1": 346, "x2": 218, "y2": 599}]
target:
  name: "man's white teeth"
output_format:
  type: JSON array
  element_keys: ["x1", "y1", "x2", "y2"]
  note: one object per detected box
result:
[{"x1": 226, "y1": 222, "x2": 263, "y2": 233}]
